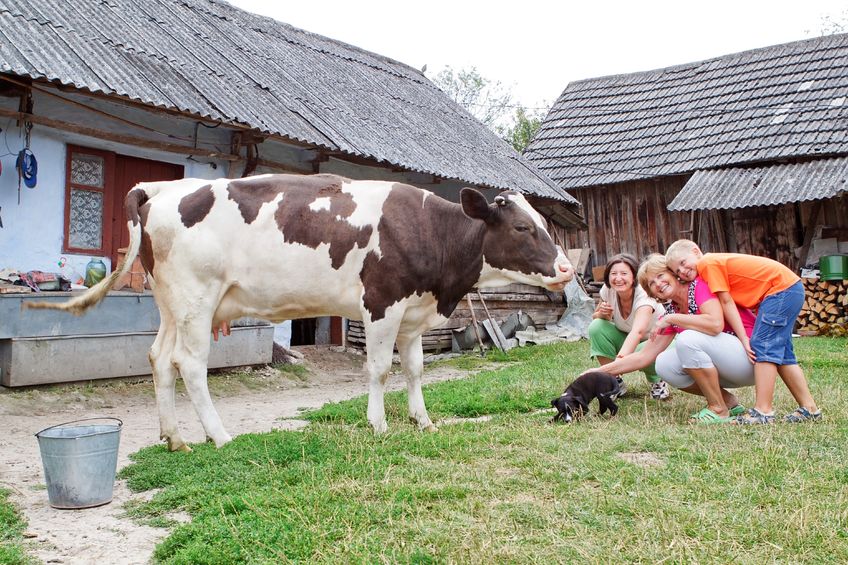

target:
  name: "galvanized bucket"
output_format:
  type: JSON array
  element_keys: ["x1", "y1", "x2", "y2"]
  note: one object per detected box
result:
[{"x1": 35, "y1": 418, "x2": 122, "y2": 509}]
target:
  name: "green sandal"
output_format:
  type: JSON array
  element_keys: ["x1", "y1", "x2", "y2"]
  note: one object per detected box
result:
[
  {"x1": 689, "y1": 407, "x2": 732, "y2": 425},
  {"x1": 690, "y1": 405, "x2": 745, "y2": 419},
  {"x1": 728, "y1": 404, "x2": 747, "y2": 417}
]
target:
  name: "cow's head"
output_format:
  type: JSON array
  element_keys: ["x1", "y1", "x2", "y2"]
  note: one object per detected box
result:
[{"x1": 460, "y1": 188, "x2": 574, "y2": 291}]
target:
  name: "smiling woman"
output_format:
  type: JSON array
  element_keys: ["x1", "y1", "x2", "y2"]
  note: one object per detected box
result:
[{"x1": 586, "y1": 253, "x2": 666, "y2": 397}]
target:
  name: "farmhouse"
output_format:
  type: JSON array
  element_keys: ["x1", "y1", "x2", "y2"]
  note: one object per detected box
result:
[
  {"x1": 0, "y1": 0, "x2": 581, "y2": 386},
  {"x1": 526, "y1": 32, "x2": 848, "y2": 273}
]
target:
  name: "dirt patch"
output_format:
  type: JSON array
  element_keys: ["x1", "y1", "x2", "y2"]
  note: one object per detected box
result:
[
  {"x1": 0, "y1": 346, "x2": 476, "y2": 565},
  {"x1": 618, "y1": 451, "x2": 665, "y2": 468}
]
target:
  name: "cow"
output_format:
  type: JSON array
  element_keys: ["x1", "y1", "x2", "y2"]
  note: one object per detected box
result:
[{"x1": 27, "y1": 174, "x2": 573, "y2": 451}]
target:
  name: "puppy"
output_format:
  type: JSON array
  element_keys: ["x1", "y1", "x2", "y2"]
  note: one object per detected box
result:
[{"x1": 551, "y1": 371, "x2": 622, "y2": 423}]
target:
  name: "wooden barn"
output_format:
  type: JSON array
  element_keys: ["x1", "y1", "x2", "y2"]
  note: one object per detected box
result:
[
  {"x1": 525, "y1": 33, "x2": 848, "y2": 274},
  {"x1": 0, "y1": 0, "x2": 581, "y2": 385}
]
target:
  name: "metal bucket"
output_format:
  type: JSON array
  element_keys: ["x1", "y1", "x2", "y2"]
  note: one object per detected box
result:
[{"x1": 35, "y1": 418, "x2": 122, "y2": 509}]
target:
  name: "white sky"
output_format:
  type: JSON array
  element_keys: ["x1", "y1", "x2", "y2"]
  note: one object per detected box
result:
[{"x1": 228, "y1": 0, "x2": 847, "y2": 110}]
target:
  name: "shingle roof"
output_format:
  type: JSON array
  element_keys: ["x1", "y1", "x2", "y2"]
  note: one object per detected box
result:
[
  {"x1": 668, "y1": 156, "x2": 848, "y2": 211},
  {"x1": 0, "y1": 0, "x2": 577, "y2": 205},
  {"x1": 525, "y1": 33, "x2": 848, "y2": 190}
]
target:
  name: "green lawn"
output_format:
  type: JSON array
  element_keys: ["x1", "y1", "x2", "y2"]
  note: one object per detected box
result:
[
  {"x1": 0, "y1": 488, "x2": 31, "y2": 565},
  {"x1": 117, "y1": 336, "x2": 848, "y2": 564}
]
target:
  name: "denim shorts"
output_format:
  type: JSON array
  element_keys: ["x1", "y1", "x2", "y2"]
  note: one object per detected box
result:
[{"x1": 750, "y1": 280, "x2": 804, "y2": 365}]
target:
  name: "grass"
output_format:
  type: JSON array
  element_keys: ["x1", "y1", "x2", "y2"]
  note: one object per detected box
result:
[
  {"x1": 115, "y1": 336, "x2": 848, "y2": 563},
  {"x1": 0, "y1": 488, "x2": 32, "y2": 565}
]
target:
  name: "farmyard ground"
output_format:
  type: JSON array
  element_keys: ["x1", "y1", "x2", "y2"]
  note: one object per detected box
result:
[{"x1": 0, "y1": 346, "x2": 475, "y2": 564}]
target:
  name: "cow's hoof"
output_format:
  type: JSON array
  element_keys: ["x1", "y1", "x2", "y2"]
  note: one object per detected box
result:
[
  {"x1": 167, "y1": 439, "x2": 192, "y2": 452},
  {"x1": 423, "y1": 423, "x2": 439, "y2": 433},
  {"x1": 371, "y1": 420, "x2": 388, "y2": 434},
  {"x1": 213, "y1": 434, "x2": 233, "y2": 448}
]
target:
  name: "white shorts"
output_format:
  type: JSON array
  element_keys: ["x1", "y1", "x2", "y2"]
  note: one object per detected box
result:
[{"x1": 655, "y1": 330, "x2": 754, "y2": 390}]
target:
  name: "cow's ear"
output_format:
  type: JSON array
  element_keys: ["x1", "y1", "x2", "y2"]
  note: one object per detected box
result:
[{"x1": 460, "y1": 188, "x2": 491, "y2": 221}]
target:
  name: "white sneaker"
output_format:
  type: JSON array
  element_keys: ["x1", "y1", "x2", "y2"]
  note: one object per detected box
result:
[
  {"x1": 614, "y1": 376, "x2": 627, "y2": 399},
  {"x1": 650, "y1": 380, "x2": 670, "y2": 400}
]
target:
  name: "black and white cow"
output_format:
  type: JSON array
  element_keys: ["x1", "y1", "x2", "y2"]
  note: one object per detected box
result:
[{"x1": 28, "y1": 174, "x2": 573, "y2": 451}]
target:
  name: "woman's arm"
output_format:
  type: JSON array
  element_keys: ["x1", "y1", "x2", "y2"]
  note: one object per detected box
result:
[
  {"x1": 618, "y1": 305, "x2": 655, "y2": 357},
  {"x1": 583, "y1": 333, "x2": 674, "y2": 376},
  {"x1": 716, "y1": 291, "x2": 755, "y2": 362}
]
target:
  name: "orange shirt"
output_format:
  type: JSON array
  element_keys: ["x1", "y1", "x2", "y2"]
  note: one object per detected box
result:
[{"x1": 696, "y1": 253, "x2": 800, "y2": 309}]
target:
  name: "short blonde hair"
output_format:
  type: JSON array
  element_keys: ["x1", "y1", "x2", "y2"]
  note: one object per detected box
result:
[
  {"x1": 665, "y1": 239, "x2": 700, "y2": 263},
  {"x1": 637, "y1": 253, "x2": 670, "y2": 297}
]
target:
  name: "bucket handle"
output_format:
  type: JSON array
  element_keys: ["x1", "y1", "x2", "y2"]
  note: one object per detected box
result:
[{"x1": 35, "y1": 417, "x2": 123, "y2": 439}]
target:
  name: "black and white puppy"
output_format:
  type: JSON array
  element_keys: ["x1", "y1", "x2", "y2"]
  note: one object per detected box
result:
[{"x1": 551, "y1": 371, "x2": 622, "y2": 423}]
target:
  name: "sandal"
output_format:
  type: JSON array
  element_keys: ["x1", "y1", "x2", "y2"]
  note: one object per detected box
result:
[
  {"x1": 783, "y1": 407, "x2": 822, "y2": 423},
  {"x1": 689, "y1": 405, "x2": 745, "y2": 419},
  {"x1": 733, "y1": 408, "x2": 775, "y2": 425},
  {"x1": 728, "y1": 404, "x2": 747, "y2": 418},
  {"x1": 689, "y1": 407, "x2": 731, "y2": 425}
]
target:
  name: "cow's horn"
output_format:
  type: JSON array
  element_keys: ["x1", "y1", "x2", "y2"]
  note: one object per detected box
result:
[{"x1": 494, "y1": 195, "x2": 507, "y2": 206}]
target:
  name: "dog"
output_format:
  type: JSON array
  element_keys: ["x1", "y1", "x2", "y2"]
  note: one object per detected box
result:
[{"x1": 551, "y1": 371, "x2": 622, "y2": 423}]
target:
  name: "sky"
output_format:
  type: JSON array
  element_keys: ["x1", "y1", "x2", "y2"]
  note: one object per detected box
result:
[{"x1": 227, "y1": 0, "x2": 848, "y2": 111}]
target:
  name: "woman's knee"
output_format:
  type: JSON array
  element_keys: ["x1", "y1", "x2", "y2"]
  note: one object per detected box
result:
[
  {"x1": 587, "y1": 318, "x2": 612, "y2": 340},
  {"x1": 656, "y1": 350, "x2": 692, "y2": 389}
]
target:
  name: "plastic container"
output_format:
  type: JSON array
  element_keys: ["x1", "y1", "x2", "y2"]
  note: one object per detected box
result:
[
  {"x1": 58, "y1": 256, "x2": 83, "y2": 286},
  {"x1": 84, "y1": 258, "x2": 107, "y2": 288},
  {"x1": 819, "y1": 254, "x2": 848, "y2": 281},
  {"x1": 35, "y1": 418, "x2": 122, "y2": 509}
]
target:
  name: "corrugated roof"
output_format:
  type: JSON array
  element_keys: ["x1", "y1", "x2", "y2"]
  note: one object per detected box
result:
[
  {"x1": 0, "y1": 0, "x2": 578, "y2": 205},
  {"x1": 525, "y1": 33, "x2": 848, "y2": 190},
  {"x1": 668, "y1": 156, "x2": 848, "y2": 211}
]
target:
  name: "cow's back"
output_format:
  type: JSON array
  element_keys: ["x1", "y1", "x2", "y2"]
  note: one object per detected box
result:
[{"x1": 141, "y1": 174, "x2": 423, "y2": 323}]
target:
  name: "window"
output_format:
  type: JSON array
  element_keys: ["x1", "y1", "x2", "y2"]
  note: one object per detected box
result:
[{"x1": 64, "y1": 146, "x2": 115, "y2": 255}]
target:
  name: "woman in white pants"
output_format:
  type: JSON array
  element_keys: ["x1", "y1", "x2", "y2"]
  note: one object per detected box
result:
[{"x1": 582, "y1": 254, "x2": 756, "y2": 424}]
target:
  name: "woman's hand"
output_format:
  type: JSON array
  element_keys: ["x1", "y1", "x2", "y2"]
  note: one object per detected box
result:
[
  {"x1": 593, "y1": 301, "x2": 613, "y2": 320},
  {"x1": 649, "y1": 315, "x2": 670, "y2": 341}
]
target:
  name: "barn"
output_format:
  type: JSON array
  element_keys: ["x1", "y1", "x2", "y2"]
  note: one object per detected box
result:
[
  {"x1": 0, "y1": 0, "x2": 581, "y2": 386},
  {"x1": 526, "y1": 32, "x2": 848, "y2": 273}
]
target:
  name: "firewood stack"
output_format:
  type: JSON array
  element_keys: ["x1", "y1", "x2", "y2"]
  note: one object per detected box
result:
[{"x1": 797, "y1": 278, "x2": 848, "y2": 336}]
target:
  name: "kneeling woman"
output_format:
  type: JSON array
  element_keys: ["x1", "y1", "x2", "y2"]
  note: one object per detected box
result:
[
  {"x1": 587, "y1": 254, "x2": 667, "y2": 399},
  {"x1": 585, "y1": 254, "x2": 756, "y2": 423}
]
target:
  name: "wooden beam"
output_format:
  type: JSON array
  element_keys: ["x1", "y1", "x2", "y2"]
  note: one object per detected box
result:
[
  {"x1": 797, "y1": 200, "x2": 823, "y2": 268},
  {"x1": 0, "y1": 107, "x2": 240, "y2": 161}
]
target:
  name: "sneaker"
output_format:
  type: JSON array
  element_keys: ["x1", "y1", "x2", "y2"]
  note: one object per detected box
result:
[
  {"x1": 615, "y1": 376, "x2": 627, "y2": 398},
  {"x1": 783, "y1": 407, "x2": 822, "y2": 423},
  {"x1": 650, "y1": 380, "x2": 670, "y2": 400}
]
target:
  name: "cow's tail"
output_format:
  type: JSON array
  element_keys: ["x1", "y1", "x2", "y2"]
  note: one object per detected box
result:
[{"x1": 24, "y1": 186, "x2": 150, "y2": 316}]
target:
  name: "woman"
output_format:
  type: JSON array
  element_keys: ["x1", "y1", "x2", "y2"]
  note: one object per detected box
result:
[
  {"x1": 586, "y1": 254, "x2": 757, "y2": 423},
  {"x1": 587, "y1": 254, "x2": 667, "y2": 399}
]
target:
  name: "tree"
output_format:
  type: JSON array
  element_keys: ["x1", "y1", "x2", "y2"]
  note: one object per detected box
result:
[
  {"x1": 429, "y1": 66, "x2": 548, "y2": 153},
  {"x1": 818, "y1": 9, "x2": 848, "y2": 34},
  {"x1": 501, "y1": 106, "x2": 546, "y2": 153},
  {"x1": 430, "y1": 66, "x2": 514, "y2": 129}
]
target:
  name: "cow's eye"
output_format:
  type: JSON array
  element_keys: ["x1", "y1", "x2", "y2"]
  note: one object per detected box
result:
[{"x1": 514, "y1": 224, "x2": 531, "y2": 233}]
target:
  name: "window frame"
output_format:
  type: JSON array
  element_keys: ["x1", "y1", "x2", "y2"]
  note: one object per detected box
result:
[{"x1": 63, "y1": 145, "x2": 116, "y2": 255}]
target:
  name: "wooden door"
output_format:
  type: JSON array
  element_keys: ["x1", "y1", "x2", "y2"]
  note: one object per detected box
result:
[{"x1": 110, "y1": 155, "x2": 183, "y2": 266}]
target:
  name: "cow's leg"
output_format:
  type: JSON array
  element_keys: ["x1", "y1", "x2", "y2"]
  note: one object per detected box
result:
[
  {"x1": 168, "y1": 294, "x2": 233, "y2": 448},
  {"x1": 148, "y1": 307, "x2": 189, "y2": 452},
  {"x1": 364, "y1": 317, "x2": 402, "y2": 434},
  {"x1": 396, "y1": 334, "x2": 437, "y2": 432}
]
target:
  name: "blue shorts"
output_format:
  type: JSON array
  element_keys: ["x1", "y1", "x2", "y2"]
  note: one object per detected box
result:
[{"x1": 750, "y1": 280, "x2": 804, "y2": 365}]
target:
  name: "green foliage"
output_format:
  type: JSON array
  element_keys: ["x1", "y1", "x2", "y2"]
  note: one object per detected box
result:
[
  {"x1": 502, "y1": 106, "x2": 545, "y2": 153},
  {"x1": 0, "y1": 488, "x2": 31, "y2": 565},
  {"x1": 119, "y1": 337, "x2": 848, "y2": 564},
  {"x1": 430, "y1": 66, "x2": 514, "y2": 129},
  {"x1": 429, "y1": 65, "x2": 549, "y2": 152}
]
